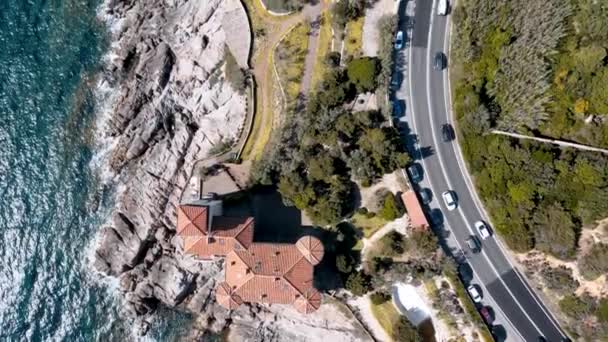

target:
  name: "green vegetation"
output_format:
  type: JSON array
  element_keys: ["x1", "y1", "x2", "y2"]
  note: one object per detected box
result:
[
  {"x1": 344, "y1": 16, "x2": 364, "y2": 57},
  {"x1": 311, "y1": 10, "x2": 332, "y2": 90},
  {"x1": 254, "y1": 62, "x2": 409, "y2": 225},
  {"x1": 345, "y1": 271, "x2": 373, "y2": 296},
  {"x1": 539, "y1": 265, "x2": 579, "y2": 295},
  {"x1": 331, "y1": 0, "x2": 365, "y2": 30},
  {"x1": 275, "y1": 22, "x2": 310, "y2": 107},
  {"x1": 370, "y1": 300, "x2": 401, "y2": 338},
  {"x1": 393, "y1": 317, "x2": 423, "y2": 342},
  {"x1": 451, "y1": 0, "x2": 608, "y2": 254},
  {"x1": 558, "y1": 292, "x2": 608, "y2": 339},
  {"x1": 378, "y1": 192, "x2": 405, "y2": 221},
  {"x1": 346, "y1": 57, "x2": 379, "y2": 93},
  {"x1": 376, "y1": 15, "x2": 397, "y2": 114},
  {"x1": 579, "y1": 243, "x2": 608, "y2": 280},
  {"x1": 261, "y1": 0, "x2": 310, "y2": 13},
  {"x1": 370, "y1": 290, "x2": 391, "y2": 305},
  {"x1": 351, "y1": 211, "x2": 388, "y2": 238},
  {"x1": 224, "y1": 46, "x2": 247, "y2": 94}
]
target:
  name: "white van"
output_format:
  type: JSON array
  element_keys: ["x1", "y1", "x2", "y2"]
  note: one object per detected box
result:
[{"x1": 437, "y1": 0, "x2": 448, "y2": 16}]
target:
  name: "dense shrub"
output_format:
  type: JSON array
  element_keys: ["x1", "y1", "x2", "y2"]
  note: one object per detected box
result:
[
  {"x1": 393, "y1": 317, "x2": 422, "y2": 342},
  {"x1": 345, "y1": 271, "x2": 373, "y2": 296},
  {"x1": 336, "y1": 253, "x2": 356, "y2": 274},
  {"x1": 559, "y1": 294, "x2": 595, "y2": 320},
  {"x1": 531, "y1": 203, "x2": 578, "y2": 259},
  {"x1": 539, "y1": 265, "x2": 579, "y2": 295},
  {"x1": 407, "y1": 229, "x2": 438, "y2": 258},
  {"x1": 379, "y1": 192, "x2": 404, "y2": 220},
  {"x1": 346, "y1": 57, "x2": 379, "y2": 93},
  {"x1": 579, "y1": 243, "x2": 608, "y2": 280},
  {"x1": 331, "y1": 0, "x2": 365, "y2": 29},
  {"x1": 370, "y1": 290, "x2": 391, "y2": 305}
]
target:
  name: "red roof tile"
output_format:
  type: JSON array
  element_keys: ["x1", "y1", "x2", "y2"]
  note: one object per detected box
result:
[
  {"x1": 402, "y1": 190, "x2": 429, "y2": 230},
  {"x1": 296, "y1": 236, "x2": 324, "y2": 265},
  {"x1": 177, "y1": 205, "x2": 208, "y2": 236}
]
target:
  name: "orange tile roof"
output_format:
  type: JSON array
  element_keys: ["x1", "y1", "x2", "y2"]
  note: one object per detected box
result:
[
  {"x1": 220, "y1": 236, "x2": 324, "y2": 314},
  {"x1": 177, "y1": 205, "x2": 208, "y2": 236},
  {"x1": 402, "y1": 190, "x2": 429, "y2": 230},
  {"x1": 177, "y1": 204, "x2": 324, "y2": 313},
  {"x1": 177, "y1": 204, "x2": 254, "y2": 257}
]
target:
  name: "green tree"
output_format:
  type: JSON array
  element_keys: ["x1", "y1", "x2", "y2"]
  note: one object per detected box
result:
[
  {"x1": 532, "y1": 203, "x2": 578, "y2": 259},
  {"x1": 346, "y1": 57, "x2": 379, "y2": 93},
  {"x1": 379, "y1": 192, "x2": 404, "y2": 220},
  {"x1": 336, "y1": 253, "x2": 355, "y2": 274},
  {"x1": 345, "y1": 271, "x2": 372, "y2": 296}
]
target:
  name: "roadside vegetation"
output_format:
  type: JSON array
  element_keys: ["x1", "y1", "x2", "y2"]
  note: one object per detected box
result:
[
  {"x1": 344, "y1": 16, "x2": 364, "y2": 58},
  {"x1": 275, "y1": 22, "x2": 310, "y2": 107},
  {"x1": 452, "y1": 0, "x2": 608, "y2": 339}
]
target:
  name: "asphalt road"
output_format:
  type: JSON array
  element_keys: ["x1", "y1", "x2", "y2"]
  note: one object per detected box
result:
[{"x1": 394, "y1": 0, "x2": 568, "y2": 341}]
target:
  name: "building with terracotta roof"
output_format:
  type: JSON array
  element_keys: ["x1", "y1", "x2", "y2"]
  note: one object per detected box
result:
[
  {"x1": 176, "y1": 201, "x2": 324, "y2": 314},
  {"x1": 401, "y1": 190, "x2": 429, "y2": 230}
]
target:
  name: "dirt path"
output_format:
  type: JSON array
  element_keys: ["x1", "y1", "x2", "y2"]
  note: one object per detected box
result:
[
  {"x1": 240, "y1": 1, "x2": 305, "y2": 160},
  {"x1": 298, "y1": 2, "x2": 326, "y2": 98}
]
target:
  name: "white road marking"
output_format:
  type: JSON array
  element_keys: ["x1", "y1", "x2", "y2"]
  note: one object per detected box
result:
[{"x1": 424, "y1": 0, "x2": 542, "y2": 338}]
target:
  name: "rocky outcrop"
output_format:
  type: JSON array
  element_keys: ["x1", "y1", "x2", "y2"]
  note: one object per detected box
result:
[{"x1": 93, "y1": 0, "x2": 370, "y2": 340}]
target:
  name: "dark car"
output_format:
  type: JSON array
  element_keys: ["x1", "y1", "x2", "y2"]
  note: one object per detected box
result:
[
  {"x1": 466, "y1": 235, "x2": 481, "y2": 253},
  {"x1": 479, "y1": 306, "x2": 494, "y2": 324},
  {"x1": 393, "y1": 100, "x2": 405, "y2": 117},
  {"x1": 441, "y1": 123, "x2": 454, "y2": 142},
  {"x1": 407, "y1": 164, "x2": 422, "y2": 182},
  {"x1": 391, "y1": 72, "x2": 402, "y2": 89},
  {"x1": 418, "y1": 188, "x2": 432, "y2": 204},
  {"x1": 433, "y1": 52, "x2": 446, "y2": 70}
]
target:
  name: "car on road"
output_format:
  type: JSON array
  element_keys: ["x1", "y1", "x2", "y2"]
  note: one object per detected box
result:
[
  {"x1": 437, "y1": 0, "x2": 449, "y2": 16},
  {"x1": 441, "y1": 190, "x2": 457, "y2": 210},
  {"x1": 466, "y1": 235, "x2": 481, "y2": 253},
  {"x1": 394, "y1": 31, "x2": 404, "y2": 50},
  {"x1": 433, "y1": 52, "x2": 446, "y2": 70},
  {"x1": 407, "y1": 164, "x2": 422, "y2": 183},
  {"x1": 479, "y1": 306, "x2": 493, "y2": 324},
  {"x1": 467, "y1": 284, "x2": 482, "y2": 303},
  {"x1": 393, "y1": 100, "x2": 405, "y2": 117},
  {"x1": 441, "y1": 123, "x2": 454, "y2": 142},
  {"x1": 391, "y1": 72, "x2": 402, "y2": 89},
  {"x1": 418, "y1": 188, "x2": 432, "y2": 204},
  {"x1": 475, "y1": 220, "x2": 491, "y2": 240}
]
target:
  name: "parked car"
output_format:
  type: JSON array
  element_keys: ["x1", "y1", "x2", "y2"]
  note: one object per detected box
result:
[
  {"x1": 407, "y1": 164, "x2": 422, "y2": 183},
  {"x1": 467, "y1": 284, "x2": 482, "y2": 303},
  {"x1": 391, "y1": 72, "x2": 402, "y2": 89},
  {"x1": 466, "y1": 235, "x2": 481, "y2": 253},
  {"x1": 479, "y1": 306, "x2": 493, "y2": 324},
  {"x1": 475, "y1": 221, "x2": 491, "y2": 240},
  {"x1": 441, "y1": 190, "x2": 457, "y2": 210},
  {"x1": 433, "y1": 52, "x2": 446, "y2": 70},
  {"x1": 394, "y1": 31, "x2": 404, "y2": 50},
  {"x1": 393, "y1": 100, "x2": 405, "y2": 117},
  {"x1": 419, "y1": 188, "x2": 432, "y2": 204},
  {"x1": 441, "y1": 123, "x2": 454, "y2": 142},
  {"x1": 437, "y1": 0, "x2": 448, "y2": 16}
]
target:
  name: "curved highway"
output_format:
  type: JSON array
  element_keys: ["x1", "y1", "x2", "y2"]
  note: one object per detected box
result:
[{"x1": 393, "y1": 0, "x2": 568, "y2": 341}]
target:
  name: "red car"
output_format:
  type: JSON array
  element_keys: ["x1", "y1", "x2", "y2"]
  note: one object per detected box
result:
[{"x1": 479, "y1": 306, "x2": 494, "y2": 324}]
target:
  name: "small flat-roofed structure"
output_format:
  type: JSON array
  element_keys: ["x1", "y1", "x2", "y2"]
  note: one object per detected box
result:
[{"x1": 401, "y1": 190, "x2": 429, "y2": 230}]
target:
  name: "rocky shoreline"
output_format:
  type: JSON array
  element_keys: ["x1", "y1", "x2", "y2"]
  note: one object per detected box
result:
[{"x1": 92, "y1": 0, "x2": 370, "y2": 340}]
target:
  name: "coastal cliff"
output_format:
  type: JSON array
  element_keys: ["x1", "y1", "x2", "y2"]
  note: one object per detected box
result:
[{"x1": 92, "y1": 0, "x2": 370, "y2": 340}]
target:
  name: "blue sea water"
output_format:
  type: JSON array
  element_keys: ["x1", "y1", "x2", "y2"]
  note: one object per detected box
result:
[{"x1": 0, "y1": 0, "x2": 194, "y2": 340}]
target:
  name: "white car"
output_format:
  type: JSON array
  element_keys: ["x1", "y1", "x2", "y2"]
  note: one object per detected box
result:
[
  {"x1": 475, "y1": 221, "x2": 491, "y2": 240},
  {"x1": 394, "y1": 31, "x2": 404, "y2": 50},
  {"x1": 437, "y1": 0, "x2": 448, "y2": 16},
  {"x1": 467, "y1": 285, "x2": 482, "y2": 303},
  {"x1": 442, "y1": 190, "x2": 457, "y2": 211}
]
